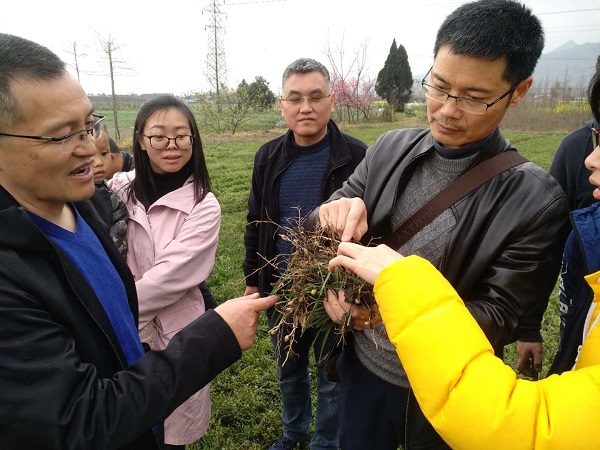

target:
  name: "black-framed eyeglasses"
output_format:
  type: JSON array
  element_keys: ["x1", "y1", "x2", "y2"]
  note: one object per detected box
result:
[
  {"x1": 280, "y1": 93, "x2": 332, "y2": 106},
  {"x1": 0, "y1": 114, "x2": 106, "y2": 153},
  {"x1": 421, "y1": 67, "x2": 518, "y2": 115},
  {"x1": 140, "y1": 134, "x2": 194, "y2": 150}
]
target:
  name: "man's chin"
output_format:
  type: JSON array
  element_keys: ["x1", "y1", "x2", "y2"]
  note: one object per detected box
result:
[
  {"x1": 71, "y1": 184, "x2": 96, "y2": 202},
  {"x1": 430, "y1": 128, "x2": 467, "y2": 149}
]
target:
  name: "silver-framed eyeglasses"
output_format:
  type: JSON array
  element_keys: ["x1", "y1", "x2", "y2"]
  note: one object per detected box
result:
[
  {"x1": 280, "y1": 93, "x2": 332, "y2": 106},
  {"x1": 140, "y1": 134, "x2": 194, "y2": 150},
  {"x1": 421, "y1": 67, "x2": 517, "y2": 115},
  {"x1": 0, "y1": 114, "x2": 106, "y2": 153},
  {"x1": 92, "y1": 113, "x2": 107, "y2": 140},
  {"x1": 592, "y1": 127, "x2": 600, "y2": 149}
]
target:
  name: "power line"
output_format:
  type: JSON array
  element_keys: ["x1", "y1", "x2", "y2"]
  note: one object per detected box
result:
[
  {"x1": 225, "y1": 0, "x2": 288, "y2": 5},
  {"x1": 537, "y1": 8, "x2": 600, "y2": 15}
]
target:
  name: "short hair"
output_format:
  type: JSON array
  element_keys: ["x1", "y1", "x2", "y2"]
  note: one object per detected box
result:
[
  {"x1": 0, "y1": 33, "x2": 67, "y2": 130},
  {"x1": 126, "y1": 95, "x2": 211, "y2": 209},
  {"x1": 108, "y1": 137, "x2": 121, "y2": 154},
  {"x1": 281, "y1": 58, "x2": 330, "y2": 90},
  {"x1": 433, "y1": 0, "x2": 544, "y2": 85},
  {"x1": 590, "y1": 72, "x2": 600, "y2": 124}
]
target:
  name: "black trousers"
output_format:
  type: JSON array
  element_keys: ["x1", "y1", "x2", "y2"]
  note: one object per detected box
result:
[{"x1": 337, "y1": 343, "x2": 451, "y2": 450}]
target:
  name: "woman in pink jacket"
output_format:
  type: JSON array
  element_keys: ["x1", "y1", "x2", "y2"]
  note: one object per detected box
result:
[{"x1": 111, "y1": 95, "x2": 220, "y2": 449}]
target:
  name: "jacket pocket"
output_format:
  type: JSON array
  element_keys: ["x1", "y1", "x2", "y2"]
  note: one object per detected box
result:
[{"x1": 155, "y1": 303, "x2": 204, "y2": 339}]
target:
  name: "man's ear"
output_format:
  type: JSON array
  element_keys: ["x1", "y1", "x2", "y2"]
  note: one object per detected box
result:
[{"x1": 509, "y1": 76, "x2": 533, "y2": 108}]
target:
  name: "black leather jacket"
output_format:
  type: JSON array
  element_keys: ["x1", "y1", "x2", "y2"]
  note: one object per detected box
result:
[
  {"x1": 243, "y1": 120, "x2": 367, "y2": 296},
  {"x1": 310, "y1": 127, "x2": 569, "y2": 348},
  {"x1": 0, "y1": 186, "x2": 241, "y2": 449},
  {"x1": 308, "y1": 127, "x2": 569, "y2": 449}
]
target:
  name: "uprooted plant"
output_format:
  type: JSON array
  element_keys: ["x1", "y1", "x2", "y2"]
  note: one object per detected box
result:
[{"x1": 258, "y1": 213, "x2": 377, "y2": 366}]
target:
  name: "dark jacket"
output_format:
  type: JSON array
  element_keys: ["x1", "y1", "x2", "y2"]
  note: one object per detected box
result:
[
  {"x1": 0, "y1": 185, "x2": 241, "y2": 449},
  {"x1": 89, "y1": 181, "x2": 129, "y2": 259},
  {"x1": 549, "y1": 119, "x2": 598, "y2": 212},
  {"x1": 243, "y1": 120, "x2": 367, "y2": 296},
  {"x1": 121, "y1": 152, "x2": 134, "y2": 173},
  {"x1": 307, "y1": 127, "x2": 569, "y2": 449},
  {"x1": 309, "y1": 127, "x2": 569, "y2": 347},
  {"x1": 549, "y1": 202, "x2": 600, "y2": 375}
]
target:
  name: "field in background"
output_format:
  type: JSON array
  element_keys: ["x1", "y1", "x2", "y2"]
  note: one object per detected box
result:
[
  {"x1": 97, "y1": 107, "x2": 577, "y2": 449},
  {"x1": 98, "y1": 93, "x2": 591, "y2": 148}
]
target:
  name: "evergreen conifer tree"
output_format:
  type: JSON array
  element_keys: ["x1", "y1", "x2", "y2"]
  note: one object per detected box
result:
[{"x1": 376, "y1": 39, "x2": 413, "y2": 112}]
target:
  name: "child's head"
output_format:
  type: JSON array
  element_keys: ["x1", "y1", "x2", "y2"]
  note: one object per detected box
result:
[{"x1": 92, "y1": 129, "x2": 111, "y2": 183}]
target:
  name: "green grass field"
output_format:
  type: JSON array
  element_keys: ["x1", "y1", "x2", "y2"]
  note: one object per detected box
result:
[{"x1": 99, "y1": 108, "x2": 572, "y2": 449}]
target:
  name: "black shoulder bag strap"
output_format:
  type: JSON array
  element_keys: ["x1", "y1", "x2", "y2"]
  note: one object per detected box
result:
[{"x1": 383, "y1": 150, "x2": 529, "y2": 250}]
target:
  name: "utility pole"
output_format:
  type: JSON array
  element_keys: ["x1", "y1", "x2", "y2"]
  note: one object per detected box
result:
[{"x1": 204, "y1": 0, "x2": 228, "y2": 106}]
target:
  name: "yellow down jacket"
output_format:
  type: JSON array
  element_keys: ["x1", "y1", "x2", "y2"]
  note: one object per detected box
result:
[{"x1": 375, "y1": 255, "x2": 600, "y2": 450}]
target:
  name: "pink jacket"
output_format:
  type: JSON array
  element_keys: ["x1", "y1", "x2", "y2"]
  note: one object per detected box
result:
[{"x1": 111, "y1": 170, "x2": 220, "y2": 445}]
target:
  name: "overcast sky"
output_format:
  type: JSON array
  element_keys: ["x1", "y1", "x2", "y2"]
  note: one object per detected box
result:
[{"x1": 2, "y1": 0, "x2": 599, "y2": 96}]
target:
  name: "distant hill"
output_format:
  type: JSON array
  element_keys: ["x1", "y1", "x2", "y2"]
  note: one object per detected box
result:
[{"x1": 533, "y1": 40, "x2": 599, "y2": 88}]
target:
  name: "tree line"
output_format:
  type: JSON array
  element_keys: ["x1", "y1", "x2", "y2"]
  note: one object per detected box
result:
[{"x1": 77, "y1": 33, "x2": 414, "y2": 135}]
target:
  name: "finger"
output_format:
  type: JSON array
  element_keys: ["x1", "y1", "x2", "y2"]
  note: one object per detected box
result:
[
  {"x1": 340, "y1": 201, "x2": 358, "y2": 242},
  {"x1": 226, "y1": 292, "x2": 260, "y2": 303},
  {"x1": 354, "y1": 220, "x2": 369, "y2": 242},
  {"x1": 337, "y1": 241, "x2": 361, "y2": 257},
  {"x1": 516, "y1": 355, "x2": 528, "y2": 375},
  {"x1": 324, "y1": 290, "x2": 351, "y2": 324},
  {"x1": 324, "y1": 290, "x2": 339, "y2": 321},
  {"x1": 328, "y1": 254, "x2": 357, "y2": 273},
  {"x1": 343, "y1": 199, "x2": 367, "y2": 242},
  {"x1": 336, "y1": 202, "x2": 352, "y2": 240},
  {"x1": 319, "y1": 204, "x2": 339, "y2": 231},
  {"x1": 255, "y1": 294, "x2": 278, "y2": 311},
  {"x1": 533, "y1": 353, "x2": 543, "y2": 373}
]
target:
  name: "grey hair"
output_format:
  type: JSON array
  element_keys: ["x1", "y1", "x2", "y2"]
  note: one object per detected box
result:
[
  {"x1": 281, "y1": 58, "x2": 330, "y2": 90},
  {"x1": 0, "y1": 33, "x2": 67, "y2": 130}
]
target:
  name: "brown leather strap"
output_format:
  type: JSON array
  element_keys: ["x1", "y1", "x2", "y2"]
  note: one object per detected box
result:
[{"x1": 383, "y1": 151, "x2": 528, "y2": 250}]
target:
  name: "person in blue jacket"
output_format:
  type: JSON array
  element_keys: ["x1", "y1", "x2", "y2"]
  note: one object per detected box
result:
[{"x1": 550, "y1": 72, "x2": 600, "y2": 375}]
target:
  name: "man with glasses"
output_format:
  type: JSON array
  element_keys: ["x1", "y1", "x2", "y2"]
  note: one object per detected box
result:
[
  {"x1": 307, "y1": 1, "x2": 569, "y2": 449},
  {"x1": 243, "y1": 58, "x2": 367, "y2": 450},
  {"x1": 0, "y1": 33, "x2": 276, "y2": 449}
]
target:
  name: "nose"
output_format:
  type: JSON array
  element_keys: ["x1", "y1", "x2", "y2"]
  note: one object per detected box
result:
[
  {"x1": 299, "y1": 98, "x2": 314, "y2": 112},
  {"x1": 73, "y1": 134, "x2": 97, "y2": 157},
  {"x1": 585, "y1": 143, "x2": 600, "y2": 171},
  {"x1": 166, "y1": 137, "x2": 178, "y2": 149},
  {"x1": 438, "y1": 97, "x2": 462, "y2": 118}
]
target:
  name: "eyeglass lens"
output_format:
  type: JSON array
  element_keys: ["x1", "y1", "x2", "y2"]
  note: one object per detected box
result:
[
  {"x1": 422, "y1": 84, "x2": 486, "y2": 115},
  {"x1": 282, "y1": 95, "x2": 330, "y2": 105},
  {"x1": 148, "y1": 135, "x2": 193, "y2": 150},
  {"x1": 62, "y1": 129, "x2": 93, "y2": 153},
  {"x1": 593, "y1": 128, "x2": 600, "y2": 149}
]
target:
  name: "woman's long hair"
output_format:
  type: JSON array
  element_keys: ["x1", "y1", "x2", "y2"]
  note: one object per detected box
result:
[{"x1": 126, "y1": 95, "x2": 211, "y2": 209}]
